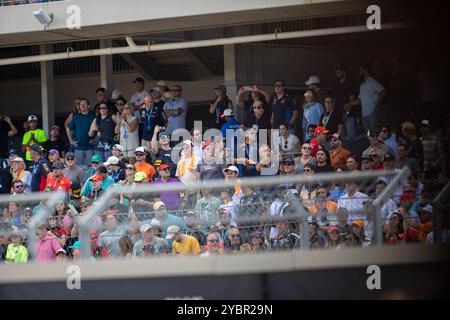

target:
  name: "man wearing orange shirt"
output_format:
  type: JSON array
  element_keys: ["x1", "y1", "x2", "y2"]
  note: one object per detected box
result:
[
  {"x1": 329, "y1": 133, "x2": 351, "y2": 170},
  {"x1": 46, "y1": 163, "x2": 72, "y2": 192},
  {"x1": 134, "y1": 147, "x2": 156, "y2": 182}
]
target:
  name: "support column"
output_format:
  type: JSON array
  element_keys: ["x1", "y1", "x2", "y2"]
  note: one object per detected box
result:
[
  {"x1": 99, "y1": 39, "x2": 113, "y2": 91},
  {"x1": 223, "y1": 44, "x2": 240, "y2": 122},
  {"x1": 40, "y1": 44, "x2": 54, "y2": 137}
]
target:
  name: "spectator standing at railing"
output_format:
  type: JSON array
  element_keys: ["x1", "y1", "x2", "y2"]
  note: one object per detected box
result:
[
  {"x1": 89, "y1": 103, "x2": 119, "y2": 162},
  {"x1": 401, "y1": 122, "x2": 424, "y2": 171},
  {"x1": 209, "y1": 85, "x2": 233, "y2": 129},
  {"x1": 67, "y1": 98, "x2": 96, "y2": 166},
  {"x1": 334, "y1": 64, "x2": 358, "y2": 138},
  {"x1": 419, "y1": 120, "x2": 443, "y2": 180},
  {"x1": 62, "y1": 152, "x2": 86, "y2": 188},
  {"x1": 0, "y1": 115, "x2": 18, "y2": 160},
  {"x1": 44, "y1": 125, "x2": 65, "y2": 157},
  {"x1": 271, "y1": 79, "x2": 298, "y2": 133},
  {"x1": 377, "y1": 124, "x2": 398, "y2": 158},
  {"x1": 236, "y1": 85, "x2": 271, "y2": 124},
  {"x1": 5, "y1": 232, "x2": 28, "y2": 263},
  {"x1": 163, "y1": 85, "x2": 188, "y2": 134},
  {"x1": 94, "y1": 87, "x2": 117, "y2": 115},
  {"x1": 343, "y1": 63, "x2": 386, "y2": 133},
  {"x1": 130, "y1": 77, "x2": 148, "y2": 109},
  {"x1": 116, "y1": 104, "x2": 140, "y2": 163},
  {"x1": 395, "y1": 144, "x2": 420, "y2": 175},
  {"x1": 29, "y1": 144, "x2": 51, "y2": 192},
  {"x1": 140, "y1": 94, "x2": 166, "y2": 151},
  {"x1": 22, "y1": 115, "x2": 46, "y2": 166},
  {"x1": 302, "y1": 90, "x2": 324, "y2": 141}
]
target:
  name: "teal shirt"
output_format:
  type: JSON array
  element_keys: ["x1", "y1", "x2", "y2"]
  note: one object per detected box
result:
[{"x1": 81, "y1": 176, "x2": 115, "y2": 197}]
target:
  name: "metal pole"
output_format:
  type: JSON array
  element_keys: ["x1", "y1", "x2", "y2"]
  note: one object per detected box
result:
[
  {"x1": 372, "y1": 167, "x2": 411, "y2": 245},
  {"x1": 0, "y1": 23, "x2": 408, "y2": 66},
  {"x1": 432, "y1": 181, "x2": 450, "y2": 243}
]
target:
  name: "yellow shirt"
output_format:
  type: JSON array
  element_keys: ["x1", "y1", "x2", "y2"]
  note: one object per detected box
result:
[
  {"x1": 22, "y1": 129, "x2": 47, "y2": 161},
  {"x1": 173, "y1": 235, "x2": 201, "y2": 256}
]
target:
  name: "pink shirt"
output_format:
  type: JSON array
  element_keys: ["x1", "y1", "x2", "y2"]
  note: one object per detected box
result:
[{"x1": 35, "y1": 235, "x2": 65, "y2": 262}]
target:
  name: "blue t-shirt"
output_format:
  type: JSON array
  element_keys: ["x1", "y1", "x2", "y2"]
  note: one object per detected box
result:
[
  {"x1": 359, "y1": 77, "x2": 385, "y2": 116},
  {"x1": 141, "y1": 102, "x2": 166, "y2": 141},
  {"x1": 221, "y1": 118, "x2": 241, "y2": 138},
  {"x1": 68, "y1": 112, "x2": 96, "y2": 150}
]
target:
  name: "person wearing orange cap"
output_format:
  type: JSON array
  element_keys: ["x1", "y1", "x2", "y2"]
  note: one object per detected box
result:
[{"x1": 350, "y1": 220, "x2": 365, "y2": 246}]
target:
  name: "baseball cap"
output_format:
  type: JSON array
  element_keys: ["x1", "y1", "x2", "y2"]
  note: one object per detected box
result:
[
  {"x1": 70, "y1": 182, "x2": 81, "y2": 191},
  {"x1": 103, "y1": 156, "x2": 119, "y2": 166},
  {"x1": 89, "y1": 174, "x2": 103, "y2": 182},
  {"x1": 314, "y1": 126, "x2": 329, "y2": 135},
  {"x1": 156, "y1": 80, "x2": 167, "y2": 87},
  {"x1": 135, "y1": 146, "x2": 146, "y2": 154},
  {"x1": 48, "y1": 149, "x2": 59, "y2": 156},
  {"x1": 330, "y1": 133, "x2": 342, "y2": 141},
  {"x1": 383, "y1": 153, "x2": 395, "y2": 162},
  {"x1": 91, "y1": 154, "x2": 102, "y2": 163},
  {"x1": 65, "y1": 152, "x2": 75, "y2": 159},
  {"x1": 361, "y1": 155, "x2": 374, "y2": 162},
  {"x1": 181, "y1": 139, "x2": 193, "y2": 146},
  {"x1": 132, "y1": 77, "x2": 145, "y2": 84},
  {"x1": 150, "y1": 218, "x2": 162, "y2": 229},
  {"x1": 28, "y1": 115, "x2": 38, "y2": 122},
  {"x1": 202, "y1": 141, "x2": 213, "y2": 150},
  {"x1": 134, "y1": 171, "x2": 147, "y2": 182},
  {"x1": 151, "y1": 87, "x2": 162, "y2": 93},
  {"x1": 305, "y1": 75, "x2": 320, "y2": 86},
  {"x1": 223, "y1": 165, "x2": 239, "y2": 173},
  {"x1": 166, "y1": 225, "x2": 181, "y2": 240},
  {"x1": 11, "y1": 156, "x2": 25, "y2": 163},
  {"x1": 221, "y1": 109, "x2": 234, "y2": 118},
  {"x1": 140, "y1": 223, "x2": 152, "y2": 233},
  {"x1": 157, "y1": 163, "x2": 170, "y2": 172},
  {"x1": 214, "y1": 85, "x2": 227, "y2": 93},
  {"x1": 420, "y1": 119, "x2": 430, "y2": 126},
  {"x1": 30, "y1": 144, "x2": 43, "y2": 153},
  {"x1": 153, "y1": 201, "x2": 166, "y2": 211},
  {"x1": 69, "y1": 241, "x2": 82, "y2": 249},
  {"x1": 50, "y1": 125, "x2": 60, "y2": 131},
  {"x1": 352, "y1": 220, "x2": 364, "y2": 229},
  {"x1": 328, "y1": 225, "x2": 339, "y2": 233},
  {"x1": 283, "y1": 159, "x2": 295, "y2": 166},
  {"x1": 112, "y1": 144, "x2": 124, "y2": 152},
  {"x1": 52, "y1": 162, "x2": 65, "y2": 170}
]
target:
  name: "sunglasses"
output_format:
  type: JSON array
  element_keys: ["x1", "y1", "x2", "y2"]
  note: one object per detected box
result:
[
  {"x1": 135, "y1": 153, "x2": 145, "y2": 156},
  {"x1": 15, "y1": 185, "x2": 24, "y2": 188},
  {"x1": 230, "y1": 234, "x2": 240, "y2": 238},
  {"x1": 160, "y1": 168, "x2": 170, "y2": 171},
  {"x1": 331, "y1": 138, "x2": 339, "y2": 142},
  {"x1": 126, "y1": 167, "x2": 134, "y2": 170},
  {"x1": 159, "y1": 135, "x2": 169, "y2": 140},
  {"x1": 208, "y1": 239, "x2": 219, "y2": 243},
  {"x1": 99, "y1": 107, "x2": 108, "y2": 110},
  {"x1": 304, "y1": 169, "x2": 312, "y2": 172},
  {"x1": 92, "y1": 161, "x2": 100, "y2": 164},
  {"x1": 253, "y1": 106, "x2": 263, "y2": 110},
  {"x1": 302, "y1": 146, "x2": 311, "y2": 150},
  {"x1": 66, "y1": 157, "x2": 75, "y2": 161},
  {"x1": 116, "y1": 102, "x2": 124, "y2": 106}
]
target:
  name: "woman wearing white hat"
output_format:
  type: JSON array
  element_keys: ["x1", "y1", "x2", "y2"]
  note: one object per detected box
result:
[{"x1": 10, "y1": 157, "x2": 32, "y2": 193}]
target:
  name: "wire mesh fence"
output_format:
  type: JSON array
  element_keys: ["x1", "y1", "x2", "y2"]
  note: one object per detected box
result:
[{"x1": 2, "y1": 167, "x2": 437, "y2": 264}]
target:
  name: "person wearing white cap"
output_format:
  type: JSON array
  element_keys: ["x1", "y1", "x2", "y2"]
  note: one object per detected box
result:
[
  {"x1": 22, "y1": 114, "x2": 47, "y2": 163},
  {"x1": 10, "y1": 156, "x2": 32, "y2": 193},
  {"x1": 103, "y1": 156, "x2": 125, "y2": 183},
  {"x1": 111, "y1": 144, "x2": 125, "y2": 164},
  {"x1": 305, "y1": 75, "x2": 328, "y2": 106},
  {"x1": 220, "y1": 108, "x2": 241, "y2": 139},
  {"x1": 132, "y1": 223, "x2": 170, "y2": 257}
]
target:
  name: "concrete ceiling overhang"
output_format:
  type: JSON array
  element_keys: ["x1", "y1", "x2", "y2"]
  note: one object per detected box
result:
[{"x1": 0, "y1": 0, "x2": 381, "y2": 47}]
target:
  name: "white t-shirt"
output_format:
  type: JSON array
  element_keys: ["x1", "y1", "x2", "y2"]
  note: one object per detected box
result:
[
  {"x1": 277, "y1": 134, "x2": 300, "y2": 154},
  {"x1": 337, "y1": 191, "x2": 369, "y2": 222},
  {"x1": 130, "y1": 90, "x2": 148, "y2": 108},
  {"x1": 163, "y1": 97, "x2": 188, "y2": 134}
]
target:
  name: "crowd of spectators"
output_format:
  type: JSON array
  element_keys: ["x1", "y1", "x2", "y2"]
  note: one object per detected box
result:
[{"x1": 0, "y1": 63, "x2": 449, "y2": 263}]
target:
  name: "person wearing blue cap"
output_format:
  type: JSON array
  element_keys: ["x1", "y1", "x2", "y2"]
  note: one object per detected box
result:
[{"x1": 29, "y1": 143, "x2": 51, "y2": 192}]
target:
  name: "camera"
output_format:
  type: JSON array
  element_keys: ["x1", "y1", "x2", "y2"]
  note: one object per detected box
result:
[{"x1": 159, "y1": 126, "x2": 166, "y2": 131}]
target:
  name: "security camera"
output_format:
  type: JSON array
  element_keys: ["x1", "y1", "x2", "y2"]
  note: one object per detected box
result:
[{"x1": 33, "y1": 9, "x2": 53, "y2": 25}]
